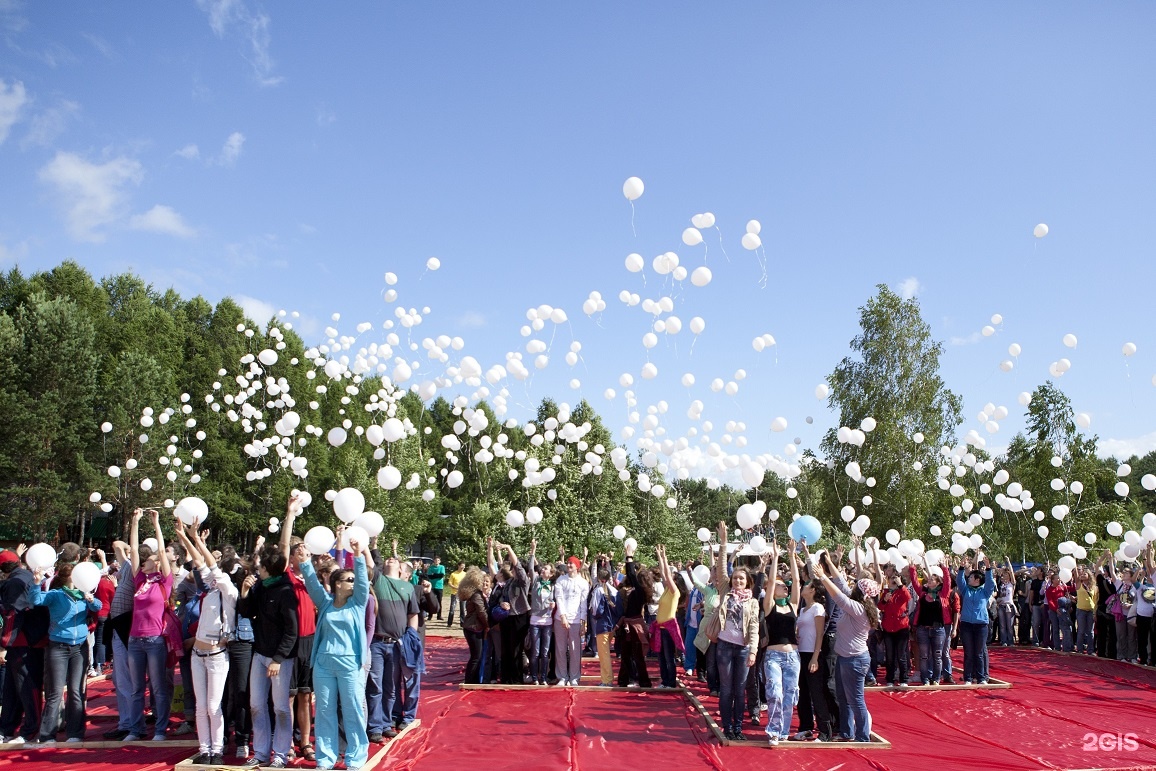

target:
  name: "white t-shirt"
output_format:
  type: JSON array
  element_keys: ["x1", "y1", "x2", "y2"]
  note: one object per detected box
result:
[
  {"x1": 1134, "y1": 578, "x2": 1155, "y2": 619},
  {"x1": 796, "y1": 602, "x2": 826, "y2": 653}
]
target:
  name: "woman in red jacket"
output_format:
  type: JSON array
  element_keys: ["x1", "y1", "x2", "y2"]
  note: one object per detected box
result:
[
  {"x1": 876, "y1": 569, "x2": 912, "y2": 688},
  {"x1": 909, "y1": 559, "x2": 952, "y2": 685}
]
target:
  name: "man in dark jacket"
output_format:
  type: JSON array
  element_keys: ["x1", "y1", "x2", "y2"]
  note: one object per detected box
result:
[
  {"x1": 0, "y1": 548, "x2": 49, "y2": 743},
  {"x1": 237, "y1": 545, "x2": 298, "y2": 769}
]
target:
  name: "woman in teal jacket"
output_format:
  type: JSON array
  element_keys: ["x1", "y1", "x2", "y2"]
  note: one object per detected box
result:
[
  {"x1": 297, "y1": 533, "x2": 372, "y2": 770},
  {"x1": 28, "y1": 561, "x2": 103, "y2": 743},
  {"x1": 956, "y1": 555, "x2": 996, "y2": 684}
]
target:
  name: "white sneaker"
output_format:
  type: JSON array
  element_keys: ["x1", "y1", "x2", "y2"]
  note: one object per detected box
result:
[
  {"x1": 570, "y1": 679, "x2": 580, "y2": 686},
  {"x1": 66, "y1": 738, "x2": 83, "y2": 744},
  {"x1": 768, "y1": 736, "x2": 779, "y2": 746},
  {"x1": 151, "y1": 734, "x2": 166, "y2": 742},
  {"x1": 236, "y1": 743, "x2": 251, "y2": 758},
  {"x1": 124, "y1": 735, "x2": 142, "y2": 742},
  {"x1": 7, "y1": 736, "x2": 24, "y2": 745}
]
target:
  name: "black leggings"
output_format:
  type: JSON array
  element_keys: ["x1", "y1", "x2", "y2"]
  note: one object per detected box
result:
[
  {"x1": 464, "y1": 629, "x2": 485, "y2": 684},
  {"x1": 617, "y1": 632, "x2": 651, "y2": 687},
  {"x1": 883, "y1": 629, "x2": 910, "y2": 684},
  {"x1": 796, "y1": 651, "x2": 833, "y2": 736}
]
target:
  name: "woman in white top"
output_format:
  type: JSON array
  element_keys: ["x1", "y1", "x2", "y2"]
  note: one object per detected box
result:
[
  {"x1": 175, "y1": 524, "x2": 238, "y2": 766},
  {"x1": 792, "y1": 571, "x2": 832, "y2": 741},
  {"x1": 713, "y1": 522, "x2": 761, "y2": 741}
]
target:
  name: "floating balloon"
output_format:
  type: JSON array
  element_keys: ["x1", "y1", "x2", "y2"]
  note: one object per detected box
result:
[
  {"x1": 788, "y1": 515, "x2": 822, "y2": 545},
  {"x1": 1033, "y1": 223, "x2": 1049, "y2": 238},
  {"x1": 175, "y1": 497, "x2": 209, "y2": 526},
  {"x1": 506, "y1": 510, "x2": 525, "y2": 528},
  {"x1": 25, "y1": 543, "x2": 57, "y2": 572},
  {"x1": 71, "y1": 561, "x2": 100, "y2": 593},
  {"x1": 697, "y1": 527, "x2": 711, "y2": 542},
  {"x1": 682, "y1": 228, "x2": 703, "y2": 246},
  {"x1": 1062, "y1": 333, "x2": 1077, "y2": 349},
  {"x1": 353, "y1": 511, "x2": 385, "y2": 537},
  {"x1": 690, "y1": 266, "x2": 712, "y2": 287},
  {"x1": 693, "y1": 564, "x2": 711, "y2": 585},
  {"x1": 622, "y1": 177, "x2": 644, "y2": 201},
  {"x1": 1123, "y1": 342, "x2": 1137, "y2": 356},
  {"x1": 377, "y1": 465, "x2": 402, "y2": 490},
  {"x1": 426, "y1": 257, "x2": 441, "y2": 271},
  {"x1": 333, "y1": 488, "x2": 365, "y2": 523},
  {"x1": 625, "y1": 253, "x2": 644, "y2": 272}
]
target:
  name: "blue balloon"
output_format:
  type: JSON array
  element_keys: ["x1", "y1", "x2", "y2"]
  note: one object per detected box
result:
[{"x1": 788, "y1": 515, "x2": 822, "y2": 546}]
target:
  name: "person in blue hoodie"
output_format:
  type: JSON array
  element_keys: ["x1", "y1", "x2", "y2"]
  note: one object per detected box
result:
[
  {"x1": 956, "y1": 554, "x2": 996, "y2": 685},
  {"x1": 28, "y1": 561, "x2": 102, "y2": 743}
]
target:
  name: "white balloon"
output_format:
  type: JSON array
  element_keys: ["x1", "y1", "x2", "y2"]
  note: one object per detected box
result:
[
  {"x1": 693, "y1": 564, "x2": 711, "y2": 585},
  {"x1": 377, "y1": 465, "x2": 402, "y2": 490},
  {"x1": 745, "y1": 219, "x2": 761, "y2": 235},
  {"x1": 25, "y1": 543, "x2": 57, "y2": 572},
  {"x1": 1033, "y1": 223, "x2": 1049, "y2": 238},
  {"x1": 1062, "y1": 333, "x2": 1077, "y2": 349},
  {"x1": 525, "y1": 506, "x2": 543, "y2": 525},
  {"x1": 613, "y1": 525, "x2": 627, "y2": 540},
  {"x1": 682, "y1": 228, "x2": 703, "y2": 246},
  {"x1": 1075, "y1": 412, "x2": 1091, "y2": 429},
  {"x1": 886, "y1": 529, "x2": 900, "y2": 546},
  {"x1": 71, "y1": 561, "x2": 100, "y2": 593},
  {"x1": 506, "y1": 510, "x2": 525, "y2": 528},
  {"x1": 304, "y1": 526, "x2": 336, "y2": 555},
  {"x1": 1107, "y1": 521, "x2": 1124, "y2": 537},
  {"x1": 690, "y1": 266, "x2": 712, "y2": 287},
  {"x1": 770, "y1": 417, "x2": 788, "y2": 432},
  {"x1": 689, "y1": 317, "x2": 705, "y2": 335},
  {"x1": 175, "y1": 496, "x2": 209, "y2": 526},
  {"x1": 814, "y1": 384, "x2": 829, "y2": 400},
  {"x1": 741, "y1": 232, "x2": 761, "y2": 251},
  {"x1": 333, "y1": 488, "x2": 365, "y2": 523},
  {"x1": 625, "y1": 253, "x2": 644, "y2": 272},
  {"x1": 1123, "y1": 342, "x2": 1138, "y2": 356},
  {"x1": 622, "y1": 176, "x2": 644, "y2": 201},
  {"x1": 327, "y1": 427, "x2": 348, "y2": 447},
  {"x1": 697, "y1": 527, "x2": 711, "y2": 542},
  {"x1": 426, "y1": 257, "x2": 441, "y2": 271}
]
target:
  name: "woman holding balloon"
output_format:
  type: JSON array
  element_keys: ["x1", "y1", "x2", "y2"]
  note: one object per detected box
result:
[{"x1": 27, "y1": 560, "x2": 103, "y2": 743}]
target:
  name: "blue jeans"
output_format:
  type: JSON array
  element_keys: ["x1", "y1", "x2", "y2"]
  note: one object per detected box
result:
[
  {"x1": 835, "y1": 652, "x2": 871, "y2": 741},
  {"x1": 314, "y1": 658, "x2": 368, "y2": 770},
  {"x1": 715, "y1": 640, "x2": 750, "y2": 734},
  {"x1": 959, "y1": 622, "x2": 988, "y2": 682},
  {"x1": 1031, "y1": 605, "x2": 1047, "y2": 645},
  {"x1": 1076, "y1": 609, "x2": 1095, "y2": 653},
  {"x1": 998, "y1": 605, "x2": 1017, "y2": 646},
  {"x1": 1050, "y1": 607, "x2": 1073, "y2": 652},
  {"x1": 394, "y1": 667, "x2": 419, "y2": 726},
  {"x1": 763, "y1": 649, "x2": 800, "y2": 740},
  {"x1": 41, "y1": 641, "x2": 88, "y2": 740},
  {"x1": 128, "y1": 635, "x2": 171, "y2": 738},
  {"x1": 528, "y1": 624, "x2": 553, "y2": 683},
  {"x1": 249, "y1": 652, "x2": 293, "y2": 764},
  {"x1": 111, "y1": 633, "x2": 135, "y2": 732},
  {"x1": 916, "y1": 626, "x2": 945, "y2": 684},
  {"x1": 941, "y1": 623, "x2": 953, "y2": 676},
  {"x1": 367, "y1": 639, "x2": 401, "y2": 734},
  {"x1": 683, "y1": 625, "x2": 698, "y2": 673}
]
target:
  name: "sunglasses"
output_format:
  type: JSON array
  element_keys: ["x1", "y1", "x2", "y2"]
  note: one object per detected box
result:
[{"x1": 336, "y1": 577, "x2": 355, "y2": 583}]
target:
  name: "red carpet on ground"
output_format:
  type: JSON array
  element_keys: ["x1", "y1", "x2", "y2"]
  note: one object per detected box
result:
[{"x1": 7, "y1": 639, "x2": 1156, "y2": 770}]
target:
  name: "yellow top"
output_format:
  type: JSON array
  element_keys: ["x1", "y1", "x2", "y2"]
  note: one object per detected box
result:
[
  {"x1": 447, "y1": 569, "x2": 467, "y2": 593},
  {"x1": 656, "y1": 583, "x2": 681, "y2": 624},
  {"x1": 1077, "y1": 584, "x2": 1097, "y2": 612}
]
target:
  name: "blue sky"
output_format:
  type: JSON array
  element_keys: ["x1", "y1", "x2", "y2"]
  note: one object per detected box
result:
[{"x1": 1, "y1": 1, "x2": 1155, "y2": 477}]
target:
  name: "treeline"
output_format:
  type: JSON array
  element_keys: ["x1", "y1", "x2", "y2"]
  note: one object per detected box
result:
[{"x1": 0, "y1": 264, "x2": 1149, "y2": 566}]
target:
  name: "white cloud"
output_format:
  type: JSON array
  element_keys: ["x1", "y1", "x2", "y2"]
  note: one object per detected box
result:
[
  {"x1": 233, "y1": 294, "x2": 276, "y2": 325},
  {"x1": 316, "y1": 106, "x2": 336, "y2": 126},
  {"x1": 128, "y1": 205, "x2": 196, "y2": 238},
  {"x1": 950, "y1": 331, "x2": 982, "y2": 346},
  {"x1": 895, "y1": 276, "x2": 922, "y2": 300},
  {"x1": 197, "y1": 0, "x2": 283, "y2": 86},
  {"x1": 215, "y1": 131, "x2": 244, "y2": 166},
  {"x1": 176, "y1": 143, "x2": 200, "y2": 160},
  {"x1": 1098, "y1": 431, "x2": 1156, "y2": 461},
  {"x1": 82, "y1": 32, "x2": 115, "y2": 59},
  {"x1": 0, "y1": 78, "x2": 28, "y2": 145},
  {"x1": 456, "y1": 312, "x2": 487, "y2": 329},
  {"x1": 20, "y1": 98, "x2": 79, "y2": 148},
  {"x1": 38, "y1": 151, "x2": 142, "y2": 242}
]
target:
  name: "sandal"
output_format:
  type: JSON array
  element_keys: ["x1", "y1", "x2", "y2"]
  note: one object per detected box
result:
[{"x1": 301, "y1": 744, "x2": 316, "y2": 762}]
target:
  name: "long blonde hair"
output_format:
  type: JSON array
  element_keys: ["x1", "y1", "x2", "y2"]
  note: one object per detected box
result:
[{"x1": 457, "y1": 567, "x2": 486, "y2": 601}]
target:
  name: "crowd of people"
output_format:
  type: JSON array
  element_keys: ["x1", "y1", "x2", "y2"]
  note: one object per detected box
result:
[
  {"x1": 0, "y1": 495, "x2": 442, "y2": 769},
  {"x1": 451, "y1": 524, "x2": 1156, "y2": 746},
  {"x1": 2, "y1": 506, "x2": 1152, "y2": 758}
]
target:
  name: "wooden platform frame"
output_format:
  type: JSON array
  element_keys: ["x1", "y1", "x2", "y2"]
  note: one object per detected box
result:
[
  {"x1": 0, "y1": 739, "x2": 199, "y2": 751},
  {"x1": 171, "y1": 719, "x2": 421, "y2": 771},
  {"x1": 460, "y1": 682, "x2": 678, "y2": 694},
  {"x1": 865, "y1": 676, "x2": 1012, "y2": 691}
]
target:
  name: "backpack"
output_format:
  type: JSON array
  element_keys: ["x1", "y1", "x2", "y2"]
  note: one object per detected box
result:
[{"x1": 1106, "y1": 592, "x2": 1127, "y2": 622}]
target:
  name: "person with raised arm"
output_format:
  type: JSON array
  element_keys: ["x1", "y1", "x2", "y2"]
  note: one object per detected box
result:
[
  {"x1": 714, "y1": 522, "x2": 760, "y2": 741},
  {"x1": 956, "y1": 552, "x2": 996, "y2": 684},
  {"x1": 26, "y1": 560, "x2": 102, "y2": 744},
  {"x1": 616, "y1": 537, "x2": 655, "y2": 688},
  {"x1": 237, "y1": 525, "x2": 298, "y2": 768},
  {"x1": 909, "y1": 555, "x2": 952, "y2": 685},
  {"x1": 175, "y1": 523, "x2": 237, "y2": 765},
  {"x1": 792, "y1": 540, "x2": 832, "y2": 743},
  {"x1": 761, "y1": 538, "x2": 801, "y2": 746},
  {"x1": 300, "y1": 530, "x2": 372, "y2": 770},
  {"x1": 875, "y1": 543, "x2": 911, "y2": 688},
  {"x1": 810, "y1": 550, "x2": 878, "y2": 743},
  {"x1": 651, "y1": 544, "x2": 683, "y2": 689},
  {"x1": 526, "y1": 539, "x2": 554, "y2": 685},
  {"x1": 127, "y1": 508, "x2": 174, "y2": 742},
  {"x1": 279, "y1": 494, "x2": 318, "y2": 763}
]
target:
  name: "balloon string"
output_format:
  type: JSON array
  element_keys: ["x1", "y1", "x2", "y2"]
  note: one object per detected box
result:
[
  {"x1": 630, "y1": 201, "x2": 637, "y2": 238},
  {"x1": 715, "y1": 226, "x2": 731, "y2": 263}
]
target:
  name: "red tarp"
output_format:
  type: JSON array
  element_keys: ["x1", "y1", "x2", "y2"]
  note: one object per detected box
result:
[{"x1": 8, "y1": 640, "x2": 1156, "y2": 770}]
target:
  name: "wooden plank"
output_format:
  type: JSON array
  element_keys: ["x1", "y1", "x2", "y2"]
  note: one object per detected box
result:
[
  {"x1": 460, "y1": 682, "x2": 678, "y2": 693},
  {"x1": 0, "y1": 739, "x2": 199, "y2": 751},
  {"x1": 172, "y1": 723, "x2": 421, "y2": 771},
  {"x1": 865, "y1": 677, "x2": 1012, "y2": 691}
]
